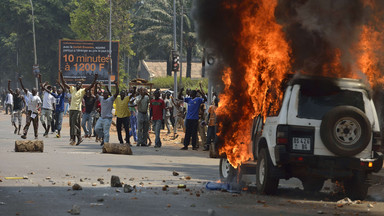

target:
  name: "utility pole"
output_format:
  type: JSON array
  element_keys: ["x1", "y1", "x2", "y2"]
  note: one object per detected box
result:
[
  {"x1": 173, "y1": 0, "x2": 178, "y2": 96},
  {"x1": 108, "y1": 0, "x2": 112, "y2": 91},
  {"x1": 29, "y1": 0, "x2": 38, "y2": 90},
  {"x1": 179, "y1": 0, "x2": 183, "y2": 85}
]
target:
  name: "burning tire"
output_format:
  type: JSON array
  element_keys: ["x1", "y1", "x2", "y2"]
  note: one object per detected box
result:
[
  {"x1": 256, "y1": 148, "x2": 279, "y2": 194},
  {"x1": 320, "y1": 106, "x2": 371, "y2": 157},
  {"x1": 301, "y1": 177, "x2": 324, "y2": 192},
  {"x1": 343, "y1": 171, "x2": 370, "y2": 200},
  {"x1": 219, "y1": 158, "x2": 242, "y2": 184}
]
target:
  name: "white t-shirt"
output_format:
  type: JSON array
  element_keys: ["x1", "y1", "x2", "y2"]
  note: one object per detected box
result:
[
  {"x1": 42, "y1": 91, "x2": 55, "y2": 110},
  {"x1": 6, "y1": 93, "x2": 13, "y2": 105},
  {"x1": 29, "y1": 95, "x2": 42, "y2": 113}
]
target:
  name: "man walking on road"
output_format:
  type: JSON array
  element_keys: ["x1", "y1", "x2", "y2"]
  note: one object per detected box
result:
[
  {"x1": 41, "y1": 78, "x2": 66, "y2": 138},
  {"x1": 150, "y1": 90, "x2": 165, "y2": 148},
  {"x1": 8, "y1": 80, "x2": 25, "y2": 135},
  {"x1": 136, "y1": 88, "x2": 150, "y2": 147},
  {"x1": 178, "y1": 88, "x2": 207, "y2": 150},
  {"x1": 115, "y1": 89, "x2": 130, "y2": 145},
  {"x1": 95, "y1": 81, "x2": 119, "y2": 146},
  {"x1": 82, "y1": 88, "x2": 96, "y2": 138},
  {"x1": 60, "y1": 71, "x2": 98, "y2": 145},
  {"x1": 19, "y1": 77, "x2": 41, "y2": 140},
  {"x1": 5, "y1": 90, "x2": 13, "y2": 115},
  {"x1": 38, "y1": 74, "x2": 56, "y2": 138}
]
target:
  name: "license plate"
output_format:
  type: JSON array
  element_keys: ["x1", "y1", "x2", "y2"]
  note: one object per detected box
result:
[{"x1": 292, "y1": 137, "x2": 311, "y2": 151}]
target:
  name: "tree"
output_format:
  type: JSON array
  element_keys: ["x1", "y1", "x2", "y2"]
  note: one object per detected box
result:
[
  {"x1": 0, "y1": 0, "x2": 74, "y2": 88},
  {"x1": 132, "y1": 0, "x2": 201, "y2": 78},
  {"x1": 70, "y1": 0, "x2": 135, "y2": 85}
]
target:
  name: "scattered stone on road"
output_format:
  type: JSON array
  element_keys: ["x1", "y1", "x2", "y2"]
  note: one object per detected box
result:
[
  {"x1": 110, "y1": 175, "x2": 122, "y2": 187},
  {"x1": 107, "y1": 168, "x2": 111, "y2": 172},
  {"x1": 124, "y1": 184, "x2": 134, "y2": 193},
  {"x1": 68, "y1": 205, "x2": 80, "y2": 215},
  {"x1": 72, "y1": 184, "x2": 82, "y2": 191},
  {"x1": 172, "y1": 171, "x2": 179, "y2": 176}
]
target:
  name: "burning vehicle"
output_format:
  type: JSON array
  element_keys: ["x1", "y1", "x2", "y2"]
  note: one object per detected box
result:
[
  {"x1": 220, "y1": 75, "x2": 383, "y2": 200},
  {"x1": 193, "y1": 0, "x2": 384, "y2": 200}
]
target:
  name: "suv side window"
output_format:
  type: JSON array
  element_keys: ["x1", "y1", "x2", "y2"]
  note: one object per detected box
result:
[{"x1": 298, "y1": 88, "x2": 365, "y2": 120}]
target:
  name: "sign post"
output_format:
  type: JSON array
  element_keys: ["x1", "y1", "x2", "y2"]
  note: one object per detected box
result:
[{"x1": 59, "y1": 40, "x2": 119, "y2": 84}]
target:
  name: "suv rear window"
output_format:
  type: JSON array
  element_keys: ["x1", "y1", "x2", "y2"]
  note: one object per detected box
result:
[{"x1": 298, "y1": 87, "x2": 365, "y2": 120}]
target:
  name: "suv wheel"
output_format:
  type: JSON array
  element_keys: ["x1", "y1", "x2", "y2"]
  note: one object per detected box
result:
[
  {"x1": 344, "y1": 171, "x2": 370, "y2": 200},
  {"x1": 301, "y1": 177, "x2": 325, "y2": 192},
  {"x1": 219, "y1": 158, "x2": 242, "y2": 183},
  {"x1": 320, "y1": 106, "x2": 371, "y2": 157},
  {"x1": 256, "y1": 148, "x2": 279, "y2": 194}
]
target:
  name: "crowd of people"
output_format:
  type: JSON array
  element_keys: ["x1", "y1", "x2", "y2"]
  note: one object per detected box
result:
[{"x1": 1, "y1": 73, "x2": 219, "y2": 152}]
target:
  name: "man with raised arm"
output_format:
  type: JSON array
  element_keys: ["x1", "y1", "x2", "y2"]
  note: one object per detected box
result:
[
  {"x1": 59, "y1": 71, "x2": 98, "y2": 145},
  {"x1": 37, "y1": 74, "x2": 56, "y2": 138},
  {"x1": 8, "y1": 80, "x2": 25, "y2": 135},
  {"x1": 41, "y1": 76, "x2": 66, "y2": 138},
  {"x1": 178, "y1": 86, "x2": 207, "y2": 150},
  {"x1": 95, "y1": 80, "x2": 119, "y2": 146},
  {"x1": 19, "y1": 77, "x2": 41, "y2": 139}
]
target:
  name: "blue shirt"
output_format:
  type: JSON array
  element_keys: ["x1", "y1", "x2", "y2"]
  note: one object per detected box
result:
[
  {"x1": 184, "y1": 97, "x2": 204, "y2": 120},
  {"x1": 51, "y1": 92, "x2": 65, "y2": 112}
]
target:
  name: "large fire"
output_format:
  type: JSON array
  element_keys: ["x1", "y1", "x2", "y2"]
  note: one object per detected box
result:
[{"x1": 210, "y1": 0, "x2": 384, "y2": 168}]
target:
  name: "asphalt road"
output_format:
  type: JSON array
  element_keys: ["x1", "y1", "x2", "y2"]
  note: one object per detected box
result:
[{"x1": 1, "y1": 112, "x2": 384, "y2": 216}]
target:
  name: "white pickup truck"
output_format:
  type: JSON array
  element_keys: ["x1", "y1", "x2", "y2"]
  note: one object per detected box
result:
[{"x1": 219, "y1": 75, "x2": 383, "y2": 200}]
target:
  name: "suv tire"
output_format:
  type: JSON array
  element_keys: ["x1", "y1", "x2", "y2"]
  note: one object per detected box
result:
[
  {"x1": 256, "y1": 148, "x2": 279, "y2": 194},
  {"x1": 219, "y1": 158, "x2": 242, "y2": 183},
  {"x1": 320, "y1": 106, "x2": 371, "y2": 157},
  {"x1": 301, "y1": 177, "x2": 325, "y2": 192},
  {"x1": 344, "y1": 171, "x2": 369, "y2": 200}
]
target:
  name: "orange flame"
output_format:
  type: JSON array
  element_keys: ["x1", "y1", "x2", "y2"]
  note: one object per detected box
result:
[
  {"x1": 217, "y1": 0, "x2": 384, "y2": 169},
  {"x1": 217, "y1": 0, "x2": 291, "y2": 168}
]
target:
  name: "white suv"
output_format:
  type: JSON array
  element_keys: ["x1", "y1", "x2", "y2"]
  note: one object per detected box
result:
[{"x1": 220, "y1": 75, "x2": 383, "y2": 200}]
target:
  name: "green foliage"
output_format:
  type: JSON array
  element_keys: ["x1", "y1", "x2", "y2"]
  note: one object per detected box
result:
[
  {"x1": 151, "y1": 76, "x2": 208, "y2": 92},
  {"x1": 0, "y1": 0, "x2": 74, "y2": 88}
]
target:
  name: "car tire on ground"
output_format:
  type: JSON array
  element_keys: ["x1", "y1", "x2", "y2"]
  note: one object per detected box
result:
[
  {"x1": 301, "y1": 177, "x2": 325, "y2": 192},
  {"x1": 256, "y1": 148, "x2": 279, "y2": 194},
  {"x1": 219, "y1": 158, "x2": 241, "y2": 183},
  {"x1": 343, "y1": 171, "x2": 370, "y2": 200},
  {"x1": 320, "y1": 106, "x2": 371, "y2": 157}
]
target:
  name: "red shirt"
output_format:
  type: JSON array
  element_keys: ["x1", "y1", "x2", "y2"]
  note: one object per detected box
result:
[{"x1": 150, "y1": 98, "x2": 165, "y2": 120}]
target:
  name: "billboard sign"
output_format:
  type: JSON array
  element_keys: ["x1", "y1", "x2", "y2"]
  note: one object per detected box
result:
[{"x1": 59, "y1": 40, "x2": 119, "y2": 84}]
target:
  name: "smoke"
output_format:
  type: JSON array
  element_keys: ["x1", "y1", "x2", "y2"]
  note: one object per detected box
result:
[{"x1": 193, "y1": 0, "x2": 384, "y2": 81}]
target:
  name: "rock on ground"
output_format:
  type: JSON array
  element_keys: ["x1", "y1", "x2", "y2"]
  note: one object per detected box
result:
[
  {"x1": 102, "y1": 143, "x2": 132, "y2": 155},
  {"x1": 15, "y1": 140, "x2": 44, "y2": 152}
]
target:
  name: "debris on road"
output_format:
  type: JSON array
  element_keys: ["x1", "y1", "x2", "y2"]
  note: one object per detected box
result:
[
  {"x1": 185, "y1": 176, "x2": 191, "y2": 180},
  {"x1": 124, "y1": 184, "x2": 134, "y2": 193},
  {"x1": 190, "y1": 204, "x2": 196, "y2": 207},
  {"x1": 336, "y1": 197, "x2": 362, "y2": 206},
  {"x1": 317, "y1": 210, "x2": 324, "y2": 214},
  {"x1": 68, "y1": 205, "x2": 80, "y2": 215},
  {"x1": 162, "y1": 185, "x2": 169, "y2": 191},
  {"x1": 368, "y1": 203, "x2": 374, "y2": 208},
  {"x1": 177, "y1": 184, "x2": 186, "y2": 189},
  {"x1": 79, "y1": 179, "x2": 83, "y2": 182},
  {"x1": 111, "y1": 175, "x2": 122, "y2": 187},
  {"x1": 102, "y1": 143, "x2": 132, "y2": 155},
  {"x1": 172, "y1": 171, "x2": 179, "y2": 176},
  {"x1": 46, "y1": 177, "x2": 51, "y2": 180},
  {"x1": 90, "y1": 203, "x2": 103, "y2": 207},
  {"x1": 92, "y1": 183, "x2": 97, "y2": 186},
  {"x1": 107, "y1": 168, "x2": 111, "y2": 172},
  {"x1": 0, "y1": 202, "x2": 5, "y2": 205},
  {"x1": 5, "y1": 176, "x2": 28, "y2": 180},
  {"x1": 72, "y1": 184, "x2": 82, "y2": 190},
  {"x1": 15, "y1": 140, "x2": 44, "y2": 152}
]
